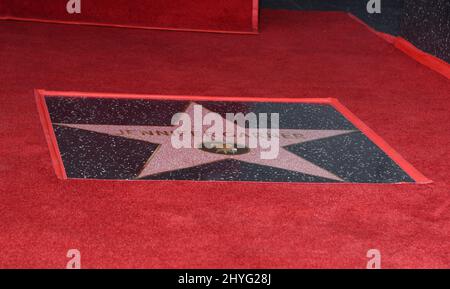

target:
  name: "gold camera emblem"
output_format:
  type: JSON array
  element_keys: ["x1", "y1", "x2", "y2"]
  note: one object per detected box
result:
[{"x1": 200, "y1": 142, "x2": 250, "y2": 155}]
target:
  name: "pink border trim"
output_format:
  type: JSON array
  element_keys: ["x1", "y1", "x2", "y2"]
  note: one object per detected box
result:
[{"x1": 35, "y1": 89, "x2": 431, "y2": 184}]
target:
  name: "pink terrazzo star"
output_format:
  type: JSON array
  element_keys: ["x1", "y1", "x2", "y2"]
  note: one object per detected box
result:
[{"x1": 56, "y1": 103, "x2": 354, "y2": 181}]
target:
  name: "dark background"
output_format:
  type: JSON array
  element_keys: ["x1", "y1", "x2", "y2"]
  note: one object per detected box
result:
[{"x1": 262, "y1": 0, "x2": 449, "y2": 62}]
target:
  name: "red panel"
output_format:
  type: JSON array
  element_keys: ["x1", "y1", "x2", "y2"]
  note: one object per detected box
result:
[
  {"x1": 0, "y1": 0, "x2": 9, "y2": 16},
  {"x1": 3, "y1": 0, "x2": 258, "y2": 33}
]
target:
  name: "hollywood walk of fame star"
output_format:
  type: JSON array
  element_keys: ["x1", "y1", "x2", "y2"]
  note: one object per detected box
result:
[{"x1": 55, "y1": 103, "x2": 355, "y2": 181}]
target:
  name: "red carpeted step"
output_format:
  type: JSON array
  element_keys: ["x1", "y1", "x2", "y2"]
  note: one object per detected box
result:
[
  {"x1": 1, "y1": 0, "x2": 259, "y2": 33},
  {"x1": 0, "y1": 1, "x2": 6, "y2": 16}
]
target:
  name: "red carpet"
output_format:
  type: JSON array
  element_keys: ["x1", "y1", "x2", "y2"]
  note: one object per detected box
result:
[
  {"x1": 0, "y1": 10, "x2": 449, "y2": 268},
  {"x1": 1, "y1": 0, "x2": 258, "y2": 33}
]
